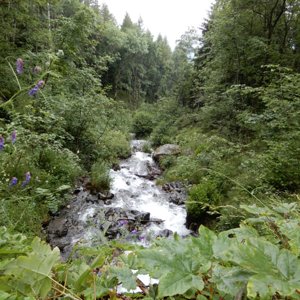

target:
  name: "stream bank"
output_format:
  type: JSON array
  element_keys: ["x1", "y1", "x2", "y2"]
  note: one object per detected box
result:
[{"x1": 45, "y1": 140, "x2": 189, "y2": 259}]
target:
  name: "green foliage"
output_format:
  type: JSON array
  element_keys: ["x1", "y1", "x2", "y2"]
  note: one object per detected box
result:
[
  {"x1": 90, "y1": 160, "x2": 111, "y2": 192},
  {"x1": 132, "y1": 111, "x2": 154, "y2": 138},
  {"x1": 0, "y1": 1, "x2": 300, "y2": 299},
  {"x1": 162, "y1": 156, "x2": 202, "y2": 183},
  {"x1": 150, "y1": 120, "x2": 174, "y2": 146},
  {"x1": 0, "y1": 118, "x2": 81, "y2": 234},
  {"x1": 186, "y1": 180, "x2": 221, "y2": 220},
  {"x1": 129, "y1": 203, "x2": 300, "y2": 299},
  {"x1": 4, "y1": 238, "x2": 60, "y2": 299},
  {"x1": 96, "y1": 129, "x2": 131, "y2": 163},
  {"x1": 35, "y1": 185, "x2": 71, "y2": 214},
  {"x1": 149, "y1": 97, "x2": 183, "y2": 146},
  {"x1": 141, "y1": 141, "x2": 152, "y2": 153},
  {"x1": 1, "y1": 202, "x2": 300, "y2": 299},
  {"x1": 135, "y1": 237, "x2": 206, "y2": 297}
]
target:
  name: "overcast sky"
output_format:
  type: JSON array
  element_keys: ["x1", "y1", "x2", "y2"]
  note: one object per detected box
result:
[{"x1": 99, "y1": 0, "x2": 215, "y2": 49}]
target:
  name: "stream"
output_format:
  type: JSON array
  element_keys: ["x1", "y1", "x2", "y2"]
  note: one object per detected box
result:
[{"x1": 46, "y1": 140, "x2": 190, "y2": 259}]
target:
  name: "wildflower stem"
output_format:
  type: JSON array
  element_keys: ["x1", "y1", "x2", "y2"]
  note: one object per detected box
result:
[
  {"x1": 0, "y1": 88, "x2": 26, "y2": 109},
  {"x1": 5, "y1": 58, "x2": 21, "y2": 91},
  {"x1": 200, "y1": 167, "x2": 266, "y2": 207},
  {"x1": 49, "y1": 276, "x2": 82, "y2": 300}
]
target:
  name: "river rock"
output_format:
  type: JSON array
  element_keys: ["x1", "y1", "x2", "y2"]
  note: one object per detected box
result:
[
  {"x1": 153, "y1": 144, "x2": 181, "y2": 162},
  {"x1": 162, "y1": 182, "x2": 183, "y2": 192},
  {"x1": 136, "y1": 212, "x2": 150, "y2": 224},
  {"x1": 98, "y1": 192, "x2": 114, "y2": 201},
  {"x1": 136, "y1": 165, "x2": 162, "y2": 180},
  {"x1": 86, "y1": 194, "x2": 98, "y2": 203},
  {"x1": 73, "y1": 186, "x2": 83, "y2": 194},
  {"x1": 156, "y1": 229, "x2": 173, "y2": 238},
  {"x1": 47, "y1": 217, "x2": 68, "y2": 237},
  {"x1": 112, "y1": 163, "x2": 121, "y2": 171},
  {"x1": 162, "y1": 182, "x2": 187, "y2": 205}
]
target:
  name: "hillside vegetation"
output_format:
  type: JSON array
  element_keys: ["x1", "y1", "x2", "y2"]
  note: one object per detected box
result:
[{"x1": 0, "y1": 0, "x2": 300, "y2": 299}]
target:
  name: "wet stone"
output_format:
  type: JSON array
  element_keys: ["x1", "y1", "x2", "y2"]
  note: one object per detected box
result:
[
  {"x1": 136, "y1": 212, "x2": 150, "y2": 224},
  {"x1": 47, "y1": 218, "x2": 68, "y2": 237},
  {"x1": 112, "y1": 163, "x2": 121, "y2": 171},
  {"x1": 73, "y1": 187, "x2": 83, "y2": 194},
  {"x1": 86, "y1": 195, "x2": 98, "y2": 203},
  {"x1": 156, "y1": 229, "x2": 173, "y2": 238},
  {"x1": 98, "y1": 192, "x2": 114, "y2": 200}
]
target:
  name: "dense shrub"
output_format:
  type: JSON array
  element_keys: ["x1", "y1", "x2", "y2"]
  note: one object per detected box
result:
[
  {"x1": 0, "y1": 119, "x2": 81, "y2": 234},
  {"x1": 150, "y1": 120, "x2": 174, "y2": 146},
  {"x1": 186, "y1": 180, "x2": 222, "y2": 222},
  {"x1": 90, "y1": 160, "x2": 111, "y2": 192},
  {"x1": 132, "y1": 111, "x2": 154, "y2": 138},
  {"x1": 95, "y1": 130, "x2": 131, "y2": 163}
]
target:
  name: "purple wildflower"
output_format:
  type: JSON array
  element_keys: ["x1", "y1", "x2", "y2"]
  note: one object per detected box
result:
[
  {"x1": 9, "y1": 177, "x2": 18, "y2": 187},
  {"x1": 131, "y1": 229, "x2": 138, "y2": 234},
  {"x1": 21, "y1": 171, "x2": 31, "y2": 187},
  {"x1": 118, "y1": 219, "x2": 129, "y2": 227},
  {"x1": 11, "y1": 130, "x2": 16, "y2": 144},
  {"x1": 28, "y1": 80, "x2": 45, "y2": 96},
  {"x1": 138, "y1": 235, "x2": 146, "y2": 241},
  {"x1": 16, "y1": 58, "x2": 24, "y2": 74},
  {"x1": 0, "y1": 136, "x2": 4, "y2": 151}
]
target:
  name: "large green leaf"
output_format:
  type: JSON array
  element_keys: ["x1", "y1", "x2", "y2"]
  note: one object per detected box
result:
[
  {"x1": 5, "y1": 237, "x2": 60, "y2": 299},
  {"x1": 213, "y1": 233, "x2": 300, "y2": 298},
  {"x1": 191, "y1": 225, "x2": 216, "y2": 260},
  {"x1": 277, "y1": 219, "x2": 300, "y2": 256},
  {"x1": 110, "y1": 266, "x2": 137, "y2": 291},
  {"x1": 158, "y1": 271, "x2": 204, "y2": 297},
  {"x1": 137, "y1": 241, "x2": 205, "y2": 298},
  {"x1": 212, "y1": 265, "x2": 251, "y2": 296}
]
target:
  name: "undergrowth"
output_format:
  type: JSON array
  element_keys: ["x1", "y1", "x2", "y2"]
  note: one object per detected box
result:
[{"x1": 1, "y1": 201, "x2": 300, "y2": 299}]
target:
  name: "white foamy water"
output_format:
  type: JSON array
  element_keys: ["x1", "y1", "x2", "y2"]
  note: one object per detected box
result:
[
  {"x1": 78, "y1": 207, "x2": 95, "y2": 222},
  {"x1": 109, "y1": 141, "x2": 190, "y2": 236}
]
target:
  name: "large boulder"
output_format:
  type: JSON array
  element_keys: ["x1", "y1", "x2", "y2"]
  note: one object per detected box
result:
[{"x1": 153, "y1": 144, "x2": 181, "y2": 162}]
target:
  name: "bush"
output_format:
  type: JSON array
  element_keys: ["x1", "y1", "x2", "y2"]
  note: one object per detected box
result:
[
  {"x1": 141, "y1": 141, "x2": 152, "y2": 153},
  {"x1": 90, "y1": 160, "x2": 111, "y2": 192},
  {"x1": 95, "y1": 130, "x2": 131, "y2": 163},
  {"x1": 150, "y1": 120, "x2": 174, "y2": 146},
  {"x1": 186, "y1": 180, "x2": 222, "y2": 226},
  {"x1": 132, "y1": 111, "x2": 154, "y2": 138},
  {"x1": 163, "y1": 156, "x2": 203, "y2": 184}
]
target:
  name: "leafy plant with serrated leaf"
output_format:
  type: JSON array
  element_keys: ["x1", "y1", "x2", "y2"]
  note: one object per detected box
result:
[
  {"x1": 112, "y1": 202, "x2": 300, "y2": 299},
  {"x1": 35, "y1": 184, "x2": 71, "y2": 214},
  {"x1": 1, "y1": 201, "x2": 300, "y2": 299}
]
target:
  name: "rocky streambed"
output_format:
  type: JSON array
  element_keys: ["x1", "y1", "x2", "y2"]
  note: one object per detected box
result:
[{"x1": 46, "y1": 140, "x2": 189, "y2": 259}]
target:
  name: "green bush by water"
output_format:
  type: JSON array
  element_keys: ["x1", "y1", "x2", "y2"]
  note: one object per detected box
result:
[{"x1": 90, "y1": 160, "x2": 111, "y2": 192}]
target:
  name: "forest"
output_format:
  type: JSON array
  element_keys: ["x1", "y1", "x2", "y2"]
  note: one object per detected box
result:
[{"x1": 0, "y1": 0, "x2": 300, "y2": 299}]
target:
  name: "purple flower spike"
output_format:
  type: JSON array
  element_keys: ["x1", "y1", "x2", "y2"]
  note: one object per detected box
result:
[
  {"x1": 28, "y1": 80, "x2": 45, "y2": 96},
  {"x1": 10, "y1": 177, "x2": 18, "y2": 187},
  {"x1": 118, "y1": 219, "x2": 129, "y2": 227},
  {"x1": 131, "y1": 229, "x2": 138, "y2": 234},
  {"x1": 16, "y1": 58, "x2": 24, "y2": 74},
  {"x1": 21, "y1": 171, "x2": 31, "y2": 187},
  {"x1": 0, "y1": 136, "x2": 4, "y2": 151},
  {"x1": 11, "y1": 130, "x2": 16, "y2": 144},
  {"x1": 138, "y1": 235, "x2": 145, "y2": 241}
]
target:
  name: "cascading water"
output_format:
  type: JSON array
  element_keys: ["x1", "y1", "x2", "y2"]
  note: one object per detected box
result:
[
  {"x1": 46, "y1": 140, "x2": 189, "y2": 259},
  {"x1": 109, "y1": 140, "x2": 189, "y2": 236}
]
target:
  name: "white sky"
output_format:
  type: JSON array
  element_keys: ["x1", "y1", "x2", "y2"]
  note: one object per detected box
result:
[{"x1": 99, "y1": 0, "x2": 215, "y2": 49}]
